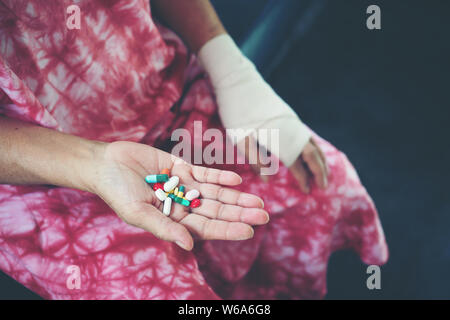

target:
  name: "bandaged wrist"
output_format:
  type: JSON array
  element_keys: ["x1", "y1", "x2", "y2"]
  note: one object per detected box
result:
[{"x1": 198, "y1": 34, "x2": 311, "y2": 167}]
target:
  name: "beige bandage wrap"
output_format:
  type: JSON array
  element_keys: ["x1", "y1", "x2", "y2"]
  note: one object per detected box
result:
[{"x1": 198, "y1": 34, "x2": 311, "y2": 167}]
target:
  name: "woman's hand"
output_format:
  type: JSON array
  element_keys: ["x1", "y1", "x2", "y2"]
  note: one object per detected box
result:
[
  {"x1": 288, "y1": 138, "x2": 328, "y2": 193},
  {"x1": 198, "y1": 34, "x2": 329, "y2": 192},
  {"x1": 0, "y1": 117, "x2": 267, "y2": 251},
  {"x1": 91, "y1": 141, "x2": 269, "y2": 251},
  {"x1": 239, "y1": 136, "x2": 328, "y2": 193}
]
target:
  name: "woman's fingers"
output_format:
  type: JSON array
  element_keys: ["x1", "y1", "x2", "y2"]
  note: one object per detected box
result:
[
  {"x1": 191, "y1": 165, "x2": 242, "y2": 186},
  {"x1": 302, "y1": 142, "x2": 328, "y2": 189},
  {"x1": 310, "y1": 138, "x2": 329, "y2": 176},
  {"x1": 190, "y1": 199, "x2": 269, "y2": 225},
  {"x1": 122, "y1": 203, "x2": 194, "y2": 250},
  {"x1": 194, "y1": 182, "x2": 264, "y2": 208},
  {"x1": 289, "y1": 157, "x2": 310, "y2": 193},
  {"x1": 289, "y1": 140, "x2": 329, "y2": 193},
  {"x1": 180, "y1": 213, "x2": 254, "y2": 241},
  {"x1": 237, "y1": 135, "x2": 269, "y2": 182}
]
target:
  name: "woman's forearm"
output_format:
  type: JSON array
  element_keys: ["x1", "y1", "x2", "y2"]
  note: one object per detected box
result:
[
  {"x1": 0, "y1": 116, "x2": 104, "y2": 192},
  {"x1": 152, "y1": 0, "x2": 226, "y2": 52}
]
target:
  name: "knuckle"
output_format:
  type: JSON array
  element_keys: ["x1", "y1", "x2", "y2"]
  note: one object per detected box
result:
[
  {"x1": 303, "y1": 149, "x2": 314, "y2": 159},
  {"x1": 153, "y1": 228, "x2": 164, "y2": 240},
  {"x1": 216, "y1": 203, "x2": 226, "y2": 220},
  {"x1": 202, "y1": 168, "x2": 209, "y2": 182},
  {"x1": 225, "y1": 224, "x2": 232, "y2": 240},
  {"x1": 155, "y1": 219, "x2": 171, "y2": 240},
  {"x1": 216, "y1": 187, "x2": 225, "y2": 200},
  {"x1": 131, "y1": 216, "x2": 146, "y2": 229},
  {"x1": 201, "y1": 220, "x2": 212, "y2": 239},
  {"x1": 306, "y1": 147, "x2": 317, "y2": 157},
  {"x1": 121, "y1": 210, "x2": 140, "y2": 226}
]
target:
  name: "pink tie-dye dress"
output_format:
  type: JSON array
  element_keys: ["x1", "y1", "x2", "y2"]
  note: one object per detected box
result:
[{"x1": 0, "y1": 0, "x2": 388, "y2": 299}]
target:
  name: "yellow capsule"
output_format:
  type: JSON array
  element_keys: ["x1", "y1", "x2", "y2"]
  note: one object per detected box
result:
[
  {"x1": 178, "y1": 191, "x2": 184, "y2": 198},
  {"x1": 173, "y1": 187, "x2": 178, "y2": 196}
]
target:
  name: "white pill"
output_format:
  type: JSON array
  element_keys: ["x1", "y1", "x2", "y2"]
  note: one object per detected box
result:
[
  {"x1": 163, "y1": 176, "x2": 179, "y2": 192},
  {"x1": 163, "y1": 197, "x2": 172, "y2": 216},
  {"x1": 155, "y1": 189, "x2": 168, "y2": 201},
  {"x1": 185, "y1": 189, "x2": 200, "y2": 201}
]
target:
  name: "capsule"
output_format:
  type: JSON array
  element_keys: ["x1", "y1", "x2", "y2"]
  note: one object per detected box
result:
[
  {"x1": 185, "y1": 189, "x2": 200, "y2": 201},
  {"x1": 190, "y1": 198, "x2": 201, "y2": 208},
  {"x1": 163, "y1": 197, "x2": 172, "y2": 216},
  {"x1": 161, "y1": 168, "x2": 170, "y2": 176},
  {"x1": 171, "y1": 196, "x2": 189, "y2": 206},
  {"x1": 155, "y1": 189, "x2": 168, "y2": 201},
  {"x1": 145, "y1": 174, "x2": 169, "y2": 184},
  {"x1": 168, "y1": 193, "x2": 176, "y2": 200},
  {"x1": 180, "y1": 198, "x2": 190, "y2": 207},
  {"x1": 178, "y1": 186, "x2": 185, "y2": 198},
  {"x1": 173, "y1": 187, "x2": 179, "y2": 197},
  {"x1": 153, "y1": 183, "x2": 164, "y2": 191},
  {"x1": 174, "y1": 196, "x2": 182, "y2": 204},
  {"x1": 163, "y1": 176, "x2": 179, "y2": 192}
]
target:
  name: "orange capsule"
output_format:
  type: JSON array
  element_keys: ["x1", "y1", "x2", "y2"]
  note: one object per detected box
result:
[{"x1": 161, "y1": 168, "x2": 170, "y2": 175}]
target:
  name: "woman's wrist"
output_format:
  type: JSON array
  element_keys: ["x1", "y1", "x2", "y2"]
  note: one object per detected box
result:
[
  {"x1": 0, "y1": 116, "x2": 108, "y2": 193},
  {"x1": 197, "y1": 34, "x2": 311, "y2": 167},
  {"x1": 73, "y1": 139, "x2": 108, "y2": 194}
]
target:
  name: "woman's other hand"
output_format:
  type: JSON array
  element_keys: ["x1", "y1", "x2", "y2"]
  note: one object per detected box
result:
[
  {"x1": 288, "y1": 138, "x2": 328, "y2": 193},
  {"x1": 239, "y1": 136, "x2": 328, "y2": 194}
]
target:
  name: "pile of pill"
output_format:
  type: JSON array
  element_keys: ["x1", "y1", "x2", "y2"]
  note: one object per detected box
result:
[{"x1": 145, "y1": 168, "x2": 201, "y2": 217}]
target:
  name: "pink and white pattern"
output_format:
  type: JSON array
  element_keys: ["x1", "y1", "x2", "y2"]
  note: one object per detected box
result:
[{"x1": 0, "y1": 0, "x2": 388, "y2": 299}]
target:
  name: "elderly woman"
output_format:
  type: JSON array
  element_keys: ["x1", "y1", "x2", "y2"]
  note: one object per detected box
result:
[{"x1": 0, "y1": 0, "x2": 387, "y2": 299}]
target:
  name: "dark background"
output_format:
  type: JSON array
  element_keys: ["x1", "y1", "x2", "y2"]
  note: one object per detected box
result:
[{"x1": 1, "y1": 0, "x2": 449, "y2": 299}]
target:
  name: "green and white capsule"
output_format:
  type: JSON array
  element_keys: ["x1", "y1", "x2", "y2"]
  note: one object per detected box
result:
[{"x1": 145, "y1": 174, "x2": 169, "y2": 183}]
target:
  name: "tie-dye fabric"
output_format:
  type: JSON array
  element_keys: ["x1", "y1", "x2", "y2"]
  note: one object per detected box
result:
[{"x1": 0, "y1": 0, "x2": 388, "y2": 299}]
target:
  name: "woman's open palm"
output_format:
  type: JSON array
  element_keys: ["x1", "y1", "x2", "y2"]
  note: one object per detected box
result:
[{"x1": 92, "y1": 141, "x2": 269, "y2": 250}]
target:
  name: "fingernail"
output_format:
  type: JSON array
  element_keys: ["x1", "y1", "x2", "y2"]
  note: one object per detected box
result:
[
  {"x1": 241, "y1": 228, "x2": 254, "y2": 240},
  {"x1": 175, "y1": 241, "x2": 188, "y2": 250},
  {"x1": 242, "y1": 210, "x2": 269, "y2": 225}
]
